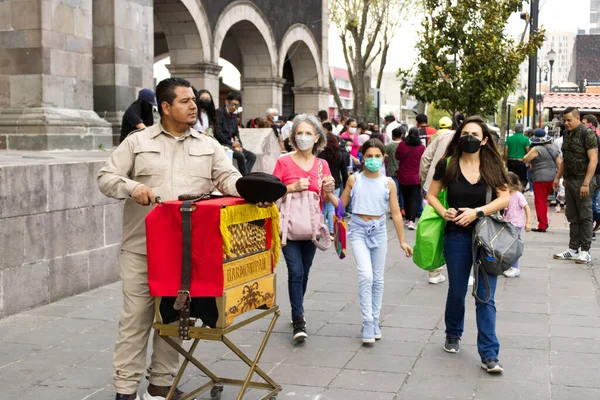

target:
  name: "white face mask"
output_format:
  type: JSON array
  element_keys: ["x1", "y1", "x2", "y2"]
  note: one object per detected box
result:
[
  {"x1": 346, "y1": 146, "x2": 352, "y2": 152},
  {"x1": 296, "y1": 135, "x2": 315, "y2": 151},
  {"x1": 348, "y1": 127, "x2": 358, "y2": 134}
]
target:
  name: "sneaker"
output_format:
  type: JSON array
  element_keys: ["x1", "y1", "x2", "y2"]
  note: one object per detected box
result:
[
  {"x1": 532, "y1": 228, "x2": 547, "y2": 232},
  {"x1": 429, "y1": 274, "x2": 446, "y2": 284},
  {"x1": 553, "y1": 249, "x2": 579, "y2": 260},
  {"x1": 116, "y1": 394, "x2": 139, "y2": 400},
  {"x1": 481, "y1": 358, "x2": 504, "y2": 373},
  {"x1": 144, "y1": 385, "x2": 187, "y2": 400},
  {"x1": 444, "y1": 336, "x2": 460, "y2": 353},
  {"x1": 503, "y1": 267, "x2": 521, "y2": 278},
  {"x1": 361, "y1": 321, "x2": 375, "y2": 344},
  {"x1": 407, "y1": 221, "x2": 417, "y2": 230},
  {"x1": 292, "y1": 318, "x2": 308, "y2": 342},
  {"x1": 576, "y1": 251, "x2": 591, "y2": 265},
  {"x1": 468, "y1": 275, "x2": 474, "y2": 286},
  {"x1": 373, "y1": 318, "x2": 382, "y2": 340}
]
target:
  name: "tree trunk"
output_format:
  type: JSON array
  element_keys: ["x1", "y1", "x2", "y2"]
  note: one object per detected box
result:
[
  {"x1": 329, "y1": 71, "x2": 346, "y2": 117},
  {"x1": 354, "y1": 65, "x2": 366, "y2": 121}
]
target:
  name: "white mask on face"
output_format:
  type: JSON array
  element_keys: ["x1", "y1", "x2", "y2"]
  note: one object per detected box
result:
[
  {"x1": 296, "y1": 135, "x2": 315, "y2": 151},
  {"x1": 349, "y1": 127, "x2": 358, "y2": 134}
]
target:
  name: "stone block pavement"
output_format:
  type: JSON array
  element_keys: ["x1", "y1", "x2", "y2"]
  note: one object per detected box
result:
[{"x1": 2, "y1": 202, "x2": 600, "y2": 399}]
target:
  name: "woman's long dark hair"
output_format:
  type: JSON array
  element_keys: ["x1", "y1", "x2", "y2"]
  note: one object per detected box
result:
[
  {"x1": 442, "y1": 116, "x2": 509, "y2": 191},
  {"x1": 195, "y1": 88, "x2": 217, "y2": 127},
  {"x1": 321, "y1": 132, "x2": 341, "y2": 164},
  {"x1": 405, "y1": 127, "x2": 422, "y2": 146}
]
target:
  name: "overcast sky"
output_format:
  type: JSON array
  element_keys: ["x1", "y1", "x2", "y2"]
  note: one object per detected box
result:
[{"x1": 329, "y1": 0, "x2": 591, "y2": 71}]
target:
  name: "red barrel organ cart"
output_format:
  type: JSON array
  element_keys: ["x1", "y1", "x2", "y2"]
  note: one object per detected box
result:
[{"x1": 146, "y1": 196, "x2": 281, "y2": 400}]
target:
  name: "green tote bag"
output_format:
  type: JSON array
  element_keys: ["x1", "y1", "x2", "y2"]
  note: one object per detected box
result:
[{"x1": 413, "y1": 181, "x2": 449, "y2": 271}]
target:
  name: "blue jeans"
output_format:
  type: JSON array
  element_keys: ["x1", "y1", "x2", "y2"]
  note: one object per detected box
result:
[
  {"x1": 513, "y1": 227, "x2": 522, "y2": 268},
  {"x1": 350, "y1": 215, "x2": 387, "y2": 323},
  {"x1": 281, "y1": 240, "x2": 317, "y2": 321},
  {"x1": 391, "y1": 177, "x2": 404, "y2": 210},
  {"x1": 444, "y1": 231, "x2": 499, "y2": 361},
  {"x1": 323, "y1": 188, "x2": 341, "y2": 232}
]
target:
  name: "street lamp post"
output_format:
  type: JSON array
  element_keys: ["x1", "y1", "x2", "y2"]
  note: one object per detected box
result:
[
  {"x1": 547, "y1": 49, "x2": 556, "y2": 93},
  {"x1": 536, "y1": 62, "x2": 549, "y2": 128}
]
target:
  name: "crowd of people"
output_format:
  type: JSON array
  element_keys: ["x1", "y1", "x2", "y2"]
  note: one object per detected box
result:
[{"x1": 106, "y1": 78, "x2": 599, "y2": 399}]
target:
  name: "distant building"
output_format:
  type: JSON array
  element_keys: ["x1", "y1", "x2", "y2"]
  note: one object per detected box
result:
[
  {"x1": 329, "y1": 67, "x2": 353, "y2": 120},
  {"x1": 569, "y1": 34, "x2": 600, "y2": 91},
  {"x1": 591, "y1": 0, "x2": 600, "y2": 34},
  {"x1": 517, "y1": 31, "x2": 576, "y2": 95}
]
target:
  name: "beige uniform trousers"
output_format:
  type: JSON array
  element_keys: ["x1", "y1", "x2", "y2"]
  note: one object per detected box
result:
[{"x1": 113, "y1": 250, "x2": 181, "y2": 394}]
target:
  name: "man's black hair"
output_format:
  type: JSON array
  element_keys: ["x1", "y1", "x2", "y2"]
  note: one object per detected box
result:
[
  {"x1": 564, "y1": 107, "x2": 580, "y2": 119},
  {"x1": 156, "y1": 77, "x2": 192, "y2": 117},
  {"x1": 384, "y1": 115, "x2": 396, "y2": 123},
  {"x1": 227, "y1": 91, "x2": 242, "y2": 103},
  {"x1": 416, "y1": 113, "x2": 428, "y2": 125},
  {"x1": 318, "y1": 110, "x2": 328, "y2": 122},
  {"x1": 392, "y1": 126, "x2": 406, "y2": 140},
  {"x1": 322, "y1": 122, "x2": 333, "y2": 132},
  {"x1": 287, "y1": 113, "x2": 298, "y2": 122}
]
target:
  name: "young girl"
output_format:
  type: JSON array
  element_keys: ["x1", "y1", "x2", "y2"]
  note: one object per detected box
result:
[
  {"x1": 327, "y1": 139, "x2": 413, "y2": 344},
  {"x1": 504, "y1": 172, "x2": 532, "y2": 278}
]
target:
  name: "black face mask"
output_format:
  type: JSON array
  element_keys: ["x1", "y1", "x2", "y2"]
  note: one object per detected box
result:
[
  {"x1": 197, "y1": 99, "x2": 211, "y2": 110},
  {"x1": 459, "y1": 135, "x2": 482, "y2": 154}
]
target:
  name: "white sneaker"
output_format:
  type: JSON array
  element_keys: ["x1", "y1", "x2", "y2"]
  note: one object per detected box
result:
[
  {"x1": 407, "y1": 221, "x2": 417, "y2": 230},
  {"x1": 553, "y1": 249, "x2": 579, "y2": 260},
  {"x1": 576, "y1": 251, "x2": 591, "y2": 265},
  {"x1": 429, "y1": 274, "x2": 446, "y2": 284},
  {"x1": 503, "y1": 267, "x2": 521, "y2": 278},
  {"x1": 468, "y1": 275, "x2": 474, "y2": 286}
]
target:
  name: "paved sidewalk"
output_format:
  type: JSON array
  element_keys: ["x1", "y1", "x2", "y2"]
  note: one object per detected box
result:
[{"x1": 2, "y1": 216, "x2": 600, "y2": 399}]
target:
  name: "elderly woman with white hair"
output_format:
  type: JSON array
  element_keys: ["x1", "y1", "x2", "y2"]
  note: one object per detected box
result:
[
  {"x1": 273, "y1": 114, "x2": 335, "y2": 342},
  {"x1": 266, "y1": 107, "x2": 287, "y2": 153}
]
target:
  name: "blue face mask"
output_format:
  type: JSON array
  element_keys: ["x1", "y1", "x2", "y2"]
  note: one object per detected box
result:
[
  {"x1": 365, "y1": 157, "x2": 383, "y2": 172},
  {"x1": 273, "y1": 116, "x2": 279, "y2": 122}
]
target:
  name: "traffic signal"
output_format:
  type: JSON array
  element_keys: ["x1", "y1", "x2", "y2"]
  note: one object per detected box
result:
[
  {"x1": 516, "y1": 108, "x2": 523, "y2": 121},
  {"x1": 520, "y1": 12, "x2": 530, "y2": 23}
]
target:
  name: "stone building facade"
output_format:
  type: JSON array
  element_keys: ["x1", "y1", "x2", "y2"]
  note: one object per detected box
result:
[{"x1": 0, "y1": 0, "x2": 329, "y2": 150}]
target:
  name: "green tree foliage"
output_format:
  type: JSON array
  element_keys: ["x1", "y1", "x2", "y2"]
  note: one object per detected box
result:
[{"x1": 398, "y1": 0, "x2": 545, "y2": 116}]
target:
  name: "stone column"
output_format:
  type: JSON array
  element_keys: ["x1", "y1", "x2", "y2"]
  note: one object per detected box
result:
[
  {"x1": 241, "y1": 77, "x2": 286, "y2": 122},
  {"x1": 93, "y1": 0, "x2": 154, "y2": 145},
  {"x1": 292, "y1": 87, "x2": 329, "y2": 115},
  {"x1": 166, "y1": 63, "x2": 222, "y2": 106},
  {"x1": 0, "y1": 0, "x2": 112, "y2": 151}
]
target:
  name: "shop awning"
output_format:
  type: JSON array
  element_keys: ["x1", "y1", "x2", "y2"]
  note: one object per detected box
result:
[{"x1": 544, "y1": 93, "x2": 600, "y2": 113}]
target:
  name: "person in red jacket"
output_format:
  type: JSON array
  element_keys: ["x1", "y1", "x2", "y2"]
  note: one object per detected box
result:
[{"x1": 395, "y1": 127, "x2": 426, "y2": 229}]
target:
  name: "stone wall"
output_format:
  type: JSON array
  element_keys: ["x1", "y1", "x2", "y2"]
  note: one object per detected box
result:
[
  {"x1": 0, "y1": 152, "x2": 122, "y2": 318},
  {"x1": 0, "y1": 0, "x2": 113, "y2": 150}
]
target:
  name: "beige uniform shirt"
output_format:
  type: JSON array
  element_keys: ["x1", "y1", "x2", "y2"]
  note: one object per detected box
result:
[{"x1": 98, "y1": 123, "x2": 242, "y2": 255}]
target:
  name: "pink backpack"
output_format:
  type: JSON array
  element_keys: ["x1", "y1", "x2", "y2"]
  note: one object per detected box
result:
[{"x1": 279, "y1": 160, "x2": 332, "y2": 251}]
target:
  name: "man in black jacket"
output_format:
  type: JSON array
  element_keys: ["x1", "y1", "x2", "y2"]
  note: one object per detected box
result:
[{"x1": 215, "y1": 91, "x2": 256, "y2": 175}]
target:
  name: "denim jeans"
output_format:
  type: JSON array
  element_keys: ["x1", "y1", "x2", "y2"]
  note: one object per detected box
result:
[
  {"x1": 391, "y1": 177, "x2": 404, "y2": 210},
  {"x1": 350, "y1": 215, "x2": 387, "y2": 323},
  {"x1": 513, "y1": 227, "x2": 523, "y2": 268},
  {"x1": 444, "y1": 230, "x2": 499, "y2": 361},
  {"x1": 323, "y1": 188, "x2": 341, "y2": 232},
  {"x1": 281, "y1": 240, "x2": 317, "y2": 321}
]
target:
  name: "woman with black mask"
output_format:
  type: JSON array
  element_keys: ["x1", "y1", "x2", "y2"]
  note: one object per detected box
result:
[
  {"x1": 192, "y1": 88, "x2": 219, "y2": 137},
  {"x1": 426, "y1": 116, "x2": 510, "y2": 374},
  {"x1": 119, "y1": 89, "x2": 156, "y2": 143}
]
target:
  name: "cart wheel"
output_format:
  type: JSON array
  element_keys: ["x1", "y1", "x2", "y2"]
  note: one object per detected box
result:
[{"x1": 210, "y1": 385, "x2": 223, "y2": 400}]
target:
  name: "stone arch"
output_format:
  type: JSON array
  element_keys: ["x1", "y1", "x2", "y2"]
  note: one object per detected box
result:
[
  {"x1": 212, "y1": 1, "x2": 278, "y2": 77},
  {"x1": 154, "y1": 0, "x2": 212, "y2": 64},
  {"x1": 279, "y1": 24, "x2": 324, "y2": 87}
]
